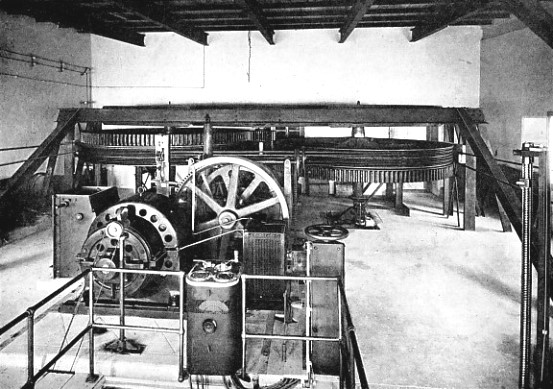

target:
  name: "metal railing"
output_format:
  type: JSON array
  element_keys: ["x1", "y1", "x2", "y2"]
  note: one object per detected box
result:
[
  {"x1": 240, "y1": 274, "x2": 369, "y2": 389},
  {"x1": 0, "y1": 269, "x2": 92, "y2": 389},
  {"x1": 88, "y1": 266, "x2": 186, "y2": 382},
  {"x1": 1, "y1": 269, "x2": 366, "y2": 389}
]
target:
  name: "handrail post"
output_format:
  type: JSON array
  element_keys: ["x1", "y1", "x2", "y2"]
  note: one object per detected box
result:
[
  {"x1": 241, "y1": 275, "x2": 247, "y2": 380},
  {"x1": 87, "y1": 270, "x2": 98, "y2": 383},
  {"x1": 119, "y1": 234, "x2": 127, "y2": 346},
  {"x1": 26, "y1": 308, "x2": 35, "y2": 389},
  {"x1": 178, "y1": 272, "x2": 186, "y2": 382}
]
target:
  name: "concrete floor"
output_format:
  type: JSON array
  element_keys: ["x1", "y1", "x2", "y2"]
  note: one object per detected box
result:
[{"x1": 0, "y1": 191, "x2": 524, "y2": 388}]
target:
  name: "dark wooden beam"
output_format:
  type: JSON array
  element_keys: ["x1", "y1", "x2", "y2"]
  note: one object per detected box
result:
[
  {"x1": 339, "y1": 0, "x2": 376, "y2": 43},
  {"x1": 68, "y1": 105, "x2": 486, "y2": 127},
  {"x1": 0, "y1": 110, "x2": 79, "y2": 207},
  {"x1": 85, "y1": 23, "x2": 146, "y2": 47},
  {"x1": 411, "y1": 1, "x2": 491, "y2": 42},
  {"x1": 117, "y1": 0, "x2": 208, "y2": 45},
  {"x1": 236, "y1": 0, "x2": 275, "y2": 44},
  {"x1": 503, "y1": 0, "x2": 553, "y2": 49},
  {"x1": 456, "y1": 108, "x2": 522, "y2": 234},
  {"x1": 0, "y1": 1, "x2": 146, "y2": 46}
]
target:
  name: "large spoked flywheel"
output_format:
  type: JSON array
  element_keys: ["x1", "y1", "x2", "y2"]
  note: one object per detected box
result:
[{"x1": 177, "y1": 157, "x2": 289, "y2": 235}]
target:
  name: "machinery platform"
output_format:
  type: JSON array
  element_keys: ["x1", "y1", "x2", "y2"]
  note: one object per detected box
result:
[{"x1": 0, "y1": 308, "x2": 339, "y2": 389}]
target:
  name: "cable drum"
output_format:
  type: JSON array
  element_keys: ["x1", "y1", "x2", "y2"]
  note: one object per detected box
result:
[{"x1": 76, "y1": 131, "x2": 455, "y2": 184}]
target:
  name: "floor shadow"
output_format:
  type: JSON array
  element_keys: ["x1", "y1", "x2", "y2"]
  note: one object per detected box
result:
[
  {"x1": 444, "y1": 263, "x2": 543, "y2": 312},
  {"x1": 0, "y1": 251, "x2": 45, "y2": 271}
]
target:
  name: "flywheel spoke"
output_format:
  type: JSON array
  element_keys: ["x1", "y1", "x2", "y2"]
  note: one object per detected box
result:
[
  {"x1": 236, "y1": 197, "x2": 279, "y2": 218},
  {"x1": 199, "y1": 172, "x2": 213, "y2": 198},
  {"x1": 240, "y1": 176, "x2": 263, "y2": 202},
  {"x1": 225, "y1": 164, "x2": 240, "y2": 208},
  {"x1": 186, "y1": 182, "x2": 223, "y2": 215}
]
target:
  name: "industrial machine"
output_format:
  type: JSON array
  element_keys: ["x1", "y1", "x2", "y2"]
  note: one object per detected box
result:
[
  {"x1": 50, "y1": 148, "x2": 360, "y2": 385},
  {"x1": 47, "y1": 105, "x2": 464, "y2": 386}
]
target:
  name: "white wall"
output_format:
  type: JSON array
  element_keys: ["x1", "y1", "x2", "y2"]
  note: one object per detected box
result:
[
  {"x1": 0, "y1": 11, "x2": 91, "y2": 181},
  {"x1": 91, "y1": 27, "x2": 482, "y2": 108},
  {"x1": 480, "y1": 27, "x2": 553, "y2": 162}
]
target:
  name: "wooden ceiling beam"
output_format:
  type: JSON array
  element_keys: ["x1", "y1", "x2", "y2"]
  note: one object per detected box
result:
[
  {"x1": 86, "y1": 23, "x2": 146, "y2": 46},
  {"x1": 0, "y1": 0, "x2": 146, "y2": 46},
  {"x1": 410, "y1": 1, "x2": 491, "y2": 42},
  {"x1": 115, "y1": 0, "x2": 208, "y2": 45},
  {"x1": 503, "y1": 0, "x2": 553, "y2": 49},
  {"x1": 339, "y1": 0, "x2": 377, "y2": 43},
  {"x1": 236, "y1": 0, "x2": 275, "y2": 44}
]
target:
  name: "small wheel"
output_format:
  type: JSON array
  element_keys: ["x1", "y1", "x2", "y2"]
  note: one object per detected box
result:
[{"x1": 304, "y1": 224, "x2": 349, "y2": 241}]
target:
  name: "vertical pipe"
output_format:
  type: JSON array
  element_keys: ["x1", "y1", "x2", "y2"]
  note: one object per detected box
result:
[
  {"x1": 301, "y1": 148, "x2": 309, "y2": 196},
  {"x1": 241, "y1": 276, "x2": 247, "y2": 379},
  {"x1": 88, "y1": 271, "x2": 95, "y2": 379},
  {"x1": 337, "y1": 281, "x2": 343, "y2": 382},
  {"x1": 119, "y1": 235, "x2": 126, "y2": 345},
  {"x1": 519, "y1": 145, "x2": 533, "y2": 389},
  {"x1": 305, "y1": 243, "x2": 312, "y2": 385},
  {"x1": 203, "y1": 115, "x2": 213, "y2": 158},
  {"x1": 178, "y1": 272, "x2": 185, "y2": 382},
  {"x1": 26, "y1": 310, "x2": 34, "y2": 389}
]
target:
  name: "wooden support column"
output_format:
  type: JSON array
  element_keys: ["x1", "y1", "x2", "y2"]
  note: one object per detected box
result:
[
  {"x1": 443, "y1": 177, "x2": 451, "y2": 216},
  {"x1": 535, "y1": 149, "x2": 551, "y2": 384},
  {"x1": 395, "y1": 182, "x2": 410, "y2": 216},
  {"x1": 456, "y1": 108, "x2": 522, "y2": 234},
  {"x1": 94, "y1": 164, "x2": 103, "y2": 186},
  {"x1": 385, "y1": 183, "x2": 394, "y2": 199},
  {"x1": 426, "y1": 125, "x2": 439, "y2": 192},
  {"x1": 443, "y1": 124, "x2": 455, "y2": 216},
  {"x1": 464, "y1": 143, "x2": 476, "y2": 231}
]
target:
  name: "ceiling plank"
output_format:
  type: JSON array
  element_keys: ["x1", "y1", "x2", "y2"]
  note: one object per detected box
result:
[
  {"x1": 503, "y1": 0, "x2": 553, "y2": 49},
  {"x1": 236, "y1": 0, "x2": 275, "y2": 44},
  {"x1": 87, "y1": 23, "x2": 146, "y2": 46},
  {"x1": 339, "y1": 0, "x2": 377, "y2": 43},
  {"x1": 410, "y1": 1, "x2": 491, "y2": 42},
  {"x1": 116, "y1": 0, "x2": 208, "y2": 45},
  {"x1": 0, "y1": 0, "x2": 146, "y2": 46}
]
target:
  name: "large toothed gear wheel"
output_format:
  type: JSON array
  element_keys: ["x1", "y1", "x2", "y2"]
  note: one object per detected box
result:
[{"x1": 177, "y1": 157, "x2": 289, "y2": 234}]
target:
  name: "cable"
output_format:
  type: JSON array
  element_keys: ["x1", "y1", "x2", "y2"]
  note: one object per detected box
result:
[
  {"x1": 0, "y1": 142, "x2": 73, "y2": 153},
  {"x1": 459, "y1": 153, "x2": 536, "y2": 169},
  {"x1": 0, "y1": 48, "x2": 89, "y2": 73},
  {"x1": 0, "y1": 71, "x2": 89, "y2": 88},
  {"x1": 463, "y1": 164, "x2": 521, "y2": 190},
  {"x1": 0, "y1": 151, "x2": 74, "y2": 168}
]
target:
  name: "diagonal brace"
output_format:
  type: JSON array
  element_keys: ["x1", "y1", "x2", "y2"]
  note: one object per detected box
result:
[{"x1": 0, "y1": 109, "x2": 79, "y2": 206}]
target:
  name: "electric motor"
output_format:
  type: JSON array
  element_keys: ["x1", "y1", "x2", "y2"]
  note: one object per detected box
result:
[{"x1": 78, "y1": 191, "x2": 191, "y2": 296}]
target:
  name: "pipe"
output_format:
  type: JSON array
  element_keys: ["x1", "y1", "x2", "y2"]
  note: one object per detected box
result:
[
  {"x1": 119, "y1": 234, "x2": 127, "y2": 346},
  {"x1": 203, "y1": 114, "x2": 213, "y2": 158},
  {"x1": 518, "y1": 143, "x2": 533, "y2": 389},
  {"x1": 26, "y1": 309, "x2": 35, "y2": 389}
]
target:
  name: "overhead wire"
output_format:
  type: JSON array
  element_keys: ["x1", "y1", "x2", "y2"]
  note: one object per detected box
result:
[
  {"x1": 0, "y1": 48, "x2": 90, "y2": 74},
  {"x1": 462, "y1": 164, "x2": 521, "y2": 189},
  {"x1": 0, "y1": 71, "x2": 89, "y2": 88},
  {"x1": 0, "y1": 142, "x2": 73, "y2": 153},
  {"x1": 0, "y1": 151, "x2": 74, "y2": 168}
]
